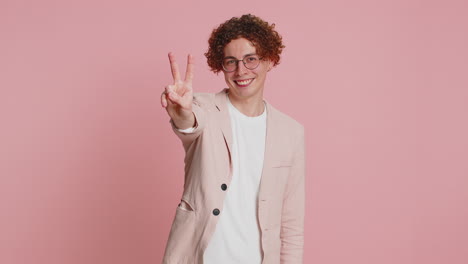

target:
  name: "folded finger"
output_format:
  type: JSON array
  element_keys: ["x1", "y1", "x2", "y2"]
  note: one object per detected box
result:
[{"x1": 161, "y1": 91, "x2": 167, "y2": 108}]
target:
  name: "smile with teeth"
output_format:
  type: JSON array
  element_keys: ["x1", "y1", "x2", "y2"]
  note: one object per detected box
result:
[{"x1": 234, "y1": 78, "x2": 254, "y2": 86}]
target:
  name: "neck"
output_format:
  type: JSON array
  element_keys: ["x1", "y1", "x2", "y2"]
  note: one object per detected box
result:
[{"x1": 227, "y1": 90, "x2": 265, "y2": 117}]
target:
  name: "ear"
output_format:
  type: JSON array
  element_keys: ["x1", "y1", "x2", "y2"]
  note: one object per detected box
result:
[{"x1": 267, "y1": 60, "x2": 274, "y2": 72}]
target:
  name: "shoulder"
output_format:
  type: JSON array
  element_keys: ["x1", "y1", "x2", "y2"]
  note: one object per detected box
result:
[
  {"x1": 191, "y1": 92, "x2": 216, "y2": 110},
  {"x1": 269, "y1": 103, "x2": 304, "y2": 136},
  {"x1": 193, "y1": 92, "x2": 215, "y2": 103}
]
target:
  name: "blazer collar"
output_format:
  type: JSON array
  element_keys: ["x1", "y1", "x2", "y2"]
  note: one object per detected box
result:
[{"x1": 214, "y1": 88, "x2": 277, "y2": 168}]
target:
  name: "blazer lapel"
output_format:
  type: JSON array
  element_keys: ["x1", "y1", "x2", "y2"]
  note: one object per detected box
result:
[
  {"x1": 215, "y1": 89, "x2": 234, "y2": 168},
  {"x1": 262, "y1": 97, "x2": 275, "y2": 170}
]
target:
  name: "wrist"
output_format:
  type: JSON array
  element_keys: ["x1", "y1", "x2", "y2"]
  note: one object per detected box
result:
[{"x1": 172, "y1": 112, "x2": 196, "y2": 130}]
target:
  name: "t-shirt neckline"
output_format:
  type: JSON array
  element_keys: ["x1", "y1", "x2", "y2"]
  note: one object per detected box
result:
[{"x1": 226, "y1": 94, "x2": 266, "y2": 119}]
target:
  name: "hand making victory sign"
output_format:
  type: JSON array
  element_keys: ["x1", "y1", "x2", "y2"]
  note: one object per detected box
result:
[{"x1": 161, "y1": 52, "x2": 196, "y2": 129}]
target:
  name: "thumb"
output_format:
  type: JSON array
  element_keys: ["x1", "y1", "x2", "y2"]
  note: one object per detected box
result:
[{"x1": 168, "y1": 90, "x2": 183, "y2": 106}]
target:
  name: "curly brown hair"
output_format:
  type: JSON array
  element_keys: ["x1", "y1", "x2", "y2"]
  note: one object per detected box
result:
[{"x1": 205, "y1": 14, "x2": 285, "y2": 73}]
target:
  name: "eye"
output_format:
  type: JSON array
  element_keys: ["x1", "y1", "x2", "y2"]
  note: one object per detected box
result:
[
  {"x1": 246, "y1": 56, "x2": 258, "y2": 62},
  {"x1": 225, "y1": 59, "x2": 236, "y2": 65}
]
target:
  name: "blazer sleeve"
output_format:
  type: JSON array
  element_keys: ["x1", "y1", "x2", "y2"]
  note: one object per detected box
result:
[
  {"x1": 168, "y1": 96, "x2": 207, "y2": 152},
  {"x1": 280, "y1": 126, "x2": 305, "y2": 263}
]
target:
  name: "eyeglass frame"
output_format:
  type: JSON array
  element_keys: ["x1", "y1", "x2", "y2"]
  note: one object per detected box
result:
[{"x1": 221, "y1": 53, "x2": 264, "y2": 73}]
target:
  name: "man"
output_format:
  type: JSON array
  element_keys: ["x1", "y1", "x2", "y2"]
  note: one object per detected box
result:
[{"x1": 160, "y1": 14, "x2": 305, "y2": 264}]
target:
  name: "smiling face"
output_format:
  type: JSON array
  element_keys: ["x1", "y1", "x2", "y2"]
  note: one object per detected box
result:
[{"x1": 222, "y1": 38, "x2": 273, "y2": 102}]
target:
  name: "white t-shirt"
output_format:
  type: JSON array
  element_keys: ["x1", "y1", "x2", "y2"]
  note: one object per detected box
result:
[
  {"x1": 177, "y1": 95, "x2": 267, "y2": 263},
  {"x1": 204, "y1": 95, "x2": 266, "y2": 264}
]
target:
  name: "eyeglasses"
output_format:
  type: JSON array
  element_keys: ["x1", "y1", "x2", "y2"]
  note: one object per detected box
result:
[{"x1": 222, "y1": 54, "x2": 263, "y2": 72}]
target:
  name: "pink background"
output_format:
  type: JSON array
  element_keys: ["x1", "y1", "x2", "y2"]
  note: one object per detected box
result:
[{"x1": 1, "y1": 0, "x2": 467, "y2": 263}]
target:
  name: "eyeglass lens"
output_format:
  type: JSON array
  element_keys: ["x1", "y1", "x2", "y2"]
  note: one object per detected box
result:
[{"x1": 222, "y1": 55, "x2": 260, "y2": 72}]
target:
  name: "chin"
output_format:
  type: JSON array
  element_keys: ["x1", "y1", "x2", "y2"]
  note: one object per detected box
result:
[{"x1": 232, "y1": 87, "x2": 260, "y2": 98}]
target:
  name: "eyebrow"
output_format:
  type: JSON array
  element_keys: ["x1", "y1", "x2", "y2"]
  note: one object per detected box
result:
[{"x1": 223, "y1": 53, "x2": 257, "y2": 60}]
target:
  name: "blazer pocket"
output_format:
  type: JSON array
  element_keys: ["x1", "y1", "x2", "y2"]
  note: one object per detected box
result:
[
  {"x1": 177, "y1": 199, "x2": 195, "y2": 212},
  {"x1": 272, "y1": 160, "x2": 293, "y2": 168},
  {"x1": 165, "y1": 201, "x2": 196, "y2": 257}
]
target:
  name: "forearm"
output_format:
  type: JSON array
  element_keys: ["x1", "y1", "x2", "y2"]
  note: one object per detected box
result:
[
  {"x1": 169, "y1": 101, "x2": 206, "y2": 152},
  {"x1": 280, "y1": 127, "x2": 305, "y2": 263}
]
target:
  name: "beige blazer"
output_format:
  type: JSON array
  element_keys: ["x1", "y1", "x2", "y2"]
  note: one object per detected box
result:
[{"x1": 162, "y1": 88, "x2": 305, "y2": 264}]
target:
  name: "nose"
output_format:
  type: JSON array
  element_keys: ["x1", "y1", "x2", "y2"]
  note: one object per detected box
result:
[{"x1": 235, "y1": 61, "x2": 249, "y2": 76}]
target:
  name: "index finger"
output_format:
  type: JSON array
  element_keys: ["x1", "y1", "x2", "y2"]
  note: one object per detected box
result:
[
  {"x1": 185, "y1": 54, "x2": 194, "y2": 83},
  {"x1": 168, "y1": 52, "x2": 181, "y2": 82}
]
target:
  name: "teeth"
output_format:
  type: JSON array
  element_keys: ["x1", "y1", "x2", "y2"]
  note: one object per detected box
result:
[{"x1": 236, "y1": 79, "x2": 252, "y2": 85}]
